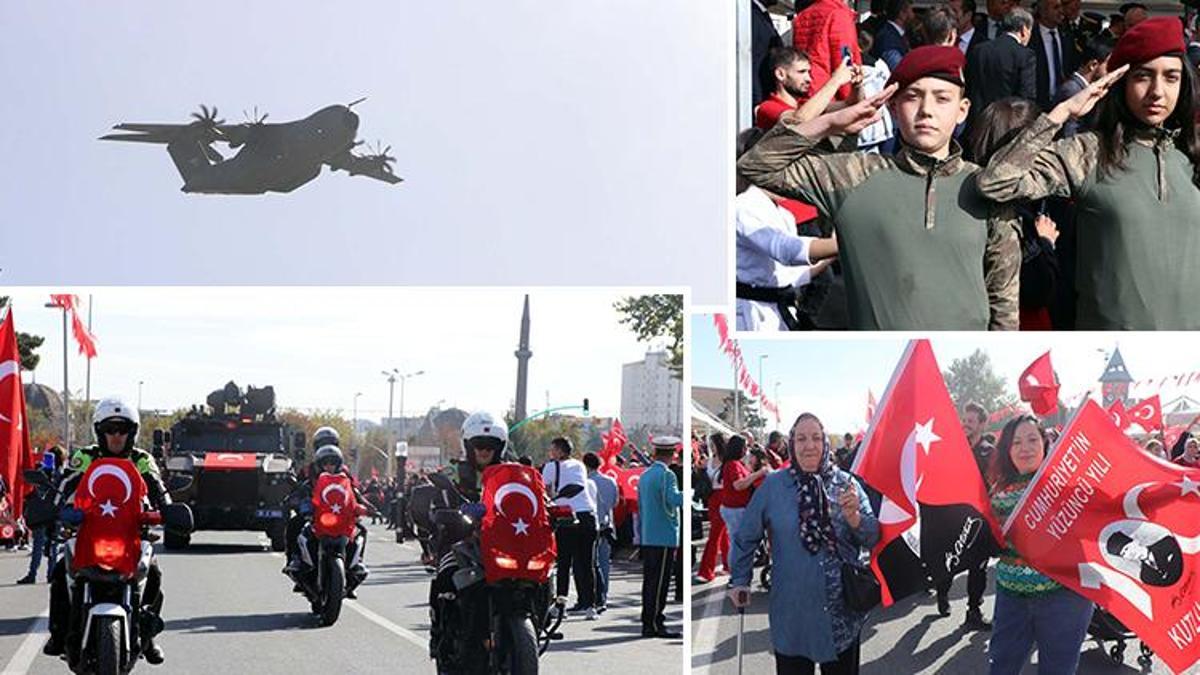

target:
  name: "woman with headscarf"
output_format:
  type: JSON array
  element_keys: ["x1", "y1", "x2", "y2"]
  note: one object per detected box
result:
[
  {"x1": 728, "y1": 413, "x2": 879, "y2": 674},
  {"x1": 976, "y1": 17, "x2": 1200, "y2": 329},
  {"x1": 987, "y1": 415, "x2": 1094, "y2": 674}
]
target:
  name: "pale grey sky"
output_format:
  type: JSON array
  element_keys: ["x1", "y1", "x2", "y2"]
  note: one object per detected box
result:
[
  {"x1": 5, "y1": 288, "x2": 677, "y2": 421},
  {"x1": 0, "y1": 1, "x2": 728, "y2": 301}
]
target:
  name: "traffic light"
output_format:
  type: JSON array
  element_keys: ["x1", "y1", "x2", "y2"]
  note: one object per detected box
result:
[{"x1": 582, "y1": 398, "x2": 589, "y2": 415}]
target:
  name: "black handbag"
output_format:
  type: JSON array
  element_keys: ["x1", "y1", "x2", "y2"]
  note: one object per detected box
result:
[{"x1": 821, "y1": 477, "x2": 881, "y2": 612}]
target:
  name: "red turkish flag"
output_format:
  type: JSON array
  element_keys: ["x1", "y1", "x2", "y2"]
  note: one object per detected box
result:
[
  {"x1": 48, "y1": 295, "x2": 98, "y2": 359},
  {"x1": 1129, "y1": 395, "x2": 1164, "y2": 432},
  {"x1": 311, "y1": 472, "x2": 359, "y2": 538},
  {"x1": 1005, "y1": 400, "x2": 1200, "y2": 675},
  {"x1": 480, "y1": 463, "x2": 556, "y2": 583},
  {"x1": 1019, "y1": 351, "x2": 1059, "y2": 416},
  {"x1": 852, "y1": 340, "x2": 1002, "y2": 606},
  {"x1": 618, "y1": 466, "x2": 645, "y2": 504},
  {"x1": 72, "y1": 458, "x2": 148, "y2": 576},
  {"x1": 866, "y1": 389, "x2": 877, "y2": 427},
  {"x1": 1108, "y1": 399, "x2": 1131, "y2": 431},
  {"x1": 0, "y1": 310, "x2": 33, "y2": 522}
]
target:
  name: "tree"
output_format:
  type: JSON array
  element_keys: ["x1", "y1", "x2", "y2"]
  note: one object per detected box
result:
[
  {"x1": 718, "y1": 391, "x2": 765, "y2": 436},
  {"x1": 943, "y1": 349, "x2": 1016, "y2": 415},
  {"x1": 0, "y1": 296, "x2": 45, "y2": 371},
  {"x1": 614, "y1": 294, "x2": 683, "y2": 377}
]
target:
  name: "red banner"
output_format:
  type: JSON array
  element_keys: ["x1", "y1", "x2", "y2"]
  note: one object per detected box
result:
[
  {"x1": 1006, "y1": 400, "x2": 1200, "y2": 674},
  {"x1": 712, "y1": 314, "x2": 781, "y2": 423},
  {"x1": 0, "y1": 311, "x2": 32, "y2": 521},
  {"x1": 853, "y1": 340, "x2": 1002, "y2": 606}
]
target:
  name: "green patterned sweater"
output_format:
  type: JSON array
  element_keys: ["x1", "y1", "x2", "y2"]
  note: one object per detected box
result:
[{"x1": 990, "y1": 475, "x2": 1061, "y2": 597}]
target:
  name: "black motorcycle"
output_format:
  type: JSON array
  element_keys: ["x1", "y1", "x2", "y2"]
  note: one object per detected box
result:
[
  {"x1": 427, "y1": 471, "x2": 571, "y2": 675},
  {"x1": 286, "y1": 473, "x2": 369, "y2": 626}
]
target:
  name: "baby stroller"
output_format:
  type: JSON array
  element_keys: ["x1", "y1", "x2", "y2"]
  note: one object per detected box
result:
[{"x1": 1088, "y1": 604, "x2": 1153, "y2": 668}]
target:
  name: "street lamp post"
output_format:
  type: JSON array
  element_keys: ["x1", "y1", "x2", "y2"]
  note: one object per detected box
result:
[
  {"x1": 397, "y1": 370, "x2": 425, "y2": 460},
  {"x1": 45, "y1": 303, "x2": 69, "y2": 450},
  {"x1": 138, "y1": 381, "x2": 144, "y2": 412},
  {"x1": 383, "y1": 369, "x2": 398, "y2": 478},
  {"x1": 352, "y1": 391, "x2": 362, "y2": 476}
]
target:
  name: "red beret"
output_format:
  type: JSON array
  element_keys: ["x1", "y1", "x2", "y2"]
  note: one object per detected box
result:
[
  {"x1": 886, "y1": 46, "x2": 966, "y2": 91},
  {"x1": 1109, "y1": 16, "x2": 1187, "y2": 72}
]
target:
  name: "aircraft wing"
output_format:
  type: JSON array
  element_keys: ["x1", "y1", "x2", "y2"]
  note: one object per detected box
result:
[
  {"x1": 99, "y1": 122, "x2": 246, "y2": 145},
  {"x1": 325, "y1": 150, "x2": 404, "y2": 185}
]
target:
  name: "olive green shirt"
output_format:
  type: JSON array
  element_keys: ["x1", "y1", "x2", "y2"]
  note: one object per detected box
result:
[
  {"x1": 738, "y1": 119, "x2": 1021, "y2": 331},
  {"x1": 976, "y1": 113, "x2": 1200, "y2": 329}
]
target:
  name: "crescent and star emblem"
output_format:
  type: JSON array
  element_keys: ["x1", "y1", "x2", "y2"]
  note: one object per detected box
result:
[
  {"x1": 0, "y1": 360, "x2": 19, "y2": 427},
  {"x1": 321, "y1": 482, "x2": 350, "y2": 514},
  {"x1": 88, "y1": 464, "x2": 134, "y2": 518},
  {"x1": 494, "y1": 482, "x2": 539, "y2": 536}
]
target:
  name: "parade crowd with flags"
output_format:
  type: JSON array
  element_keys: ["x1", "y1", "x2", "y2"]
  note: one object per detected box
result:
[{"x1": 695, "y1": 336, "x2": 1200, "y2": 674}]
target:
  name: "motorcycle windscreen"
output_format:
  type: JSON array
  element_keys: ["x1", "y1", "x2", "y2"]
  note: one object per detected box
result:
[
  {"x1": 480, "y1": 463, "x2": 556, "y2": 583},
  {"x1": 312, "y1": 472, "x2": 358, "y2": 538},
  {"x1": 71, "y1": 458, "x2": 148, "y2": 576}
]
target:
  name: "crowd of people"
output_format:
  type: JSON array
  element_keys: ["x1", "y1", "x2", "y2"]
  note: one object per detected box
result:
[
  {"x1": 692, "y1": 400, "x2": 1200, "y2": 674},
  {"x1": 738, "y1": 0, "x2": 1200, "y2": 331}
]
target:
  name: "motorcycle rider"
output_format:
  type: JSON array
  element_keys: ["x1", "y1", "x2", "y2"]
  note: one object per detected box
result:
[
  {"x1": 43, "y1": 397, "x2": 171, "y2": 665},
  {"x1": 429, "y1": 411, "x2": 517, "y2": 672},
  {"x1": 282, "y1": 426, "x2": 341, "y2": 575},
  {"x1": 283, "y1": 432, "x2": 370, "y2": 597}
]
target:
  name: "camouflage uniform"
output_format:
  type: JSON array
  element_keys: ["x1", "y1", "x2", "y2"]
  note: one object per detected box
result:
[
  {"x1": 976, "y1": 114, "x2": 1200, "y2": 329},
  {"x1": 738, "y1": 118, "x2": 1021, "y2": 330}
]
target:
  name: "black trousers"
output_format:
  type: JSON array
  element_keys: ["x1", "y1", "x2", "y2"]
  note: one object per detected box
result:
[
  {"x1": 775, "y1": 641, "x2": 860, "y2": 675},
  {"x1": 554, "y1": 512, "x2": 597, "y2": 608},
  {"x1": 935, "y1": 557, "x2": 988, "y2": 610},
  {"x1": 640, "y1": 545, "x2": 675, "y2": 630}
]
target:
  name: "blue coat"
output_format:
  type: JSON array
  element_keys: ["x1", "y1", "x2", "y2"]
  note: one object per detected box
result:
[
  {"x1": 637, "y1": 461, "x2": 682, "y2": 547},
  {"x1": 730, "y1": 467, "x2": 880, "y2": 662}
]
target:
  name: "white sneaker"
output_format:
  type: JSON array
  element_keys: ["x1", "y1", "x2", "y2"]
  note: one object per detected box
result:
[{"x1": 585, "y1": 607, "x2": 597, "y2": 621}]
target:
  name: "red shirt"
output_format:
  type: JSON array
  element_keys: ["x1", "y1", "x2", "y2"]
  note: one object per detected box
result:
[
  {"x1": 754, "y1": 93, "x2": 796, "y2": 130},
  {"x1": 721, "y1": 461, "x2": 752, "y2": 508}
]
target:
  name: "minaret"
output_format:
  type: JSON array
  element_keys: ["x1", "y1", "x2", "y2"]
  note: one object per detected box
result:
[
  {"x1": 1100, "y1": 346, "x2": 1133, "y2": 408},
  {"x1": 514, "y1": 295, "x2": 532, "y2": 421}
]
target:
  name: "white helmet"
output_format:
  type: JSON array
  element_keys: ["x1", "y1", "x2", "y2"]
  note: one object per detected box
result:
[
  {"x1": 92, "y1": 396, "x2": 140, "y2": 452},
  {"x1": 461, "y1": 411, "x2": 508, "y2": 452},
  {"x1": 93, "y1": 396, "x2": 140, "y2": 427}
]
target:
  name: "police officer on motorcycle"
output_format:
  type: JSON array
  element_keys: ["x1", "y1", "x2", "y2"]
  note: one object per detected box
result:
[
  {"x1": 283, "y1": 430, "x2": 370, "y2": 596},
  {"x1": 43, "y1": 397, "x2": 171, "y2": 665}
]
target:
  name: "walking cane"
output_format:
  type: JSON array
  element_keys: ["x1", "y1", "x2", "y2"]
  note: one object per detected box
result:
[{"x1": 735, "y1": 594, "x2": 746, "y2": 675}]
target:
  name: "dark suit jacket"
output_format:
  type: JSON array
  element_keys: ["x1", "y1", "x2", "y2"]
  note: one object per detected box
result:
[
  {"x1": 1051, "y1": 73, "x2": 1090, "y2": 138},
  {"x1": 872, "y1": 22, "x2": 909, "y2": 71},
  {"x1": 751, "y1": 2, "x2": 784, "y2": 107},
  {"x1": 966, "y1": 15, "x2": 1003, "y2": 53},
  {"x1": 965, "y1": 33, "x2": 1037, "y2": 133},
  {"x1": 1028, "y1": 24, "x2": 1079, "y2": 110}
]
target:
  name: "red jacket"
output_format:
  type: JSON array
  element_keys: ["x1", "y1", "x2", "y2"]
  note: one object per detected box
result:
[{"x1": 791, "y1": 0, "x2": 862, "y2": 103}]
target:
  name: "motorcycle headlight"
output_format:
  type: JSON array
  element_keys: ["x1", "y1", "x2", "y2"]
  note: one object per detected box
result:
[{"x1": 494, "y1": 554, "x2": 519, "y2": 570}]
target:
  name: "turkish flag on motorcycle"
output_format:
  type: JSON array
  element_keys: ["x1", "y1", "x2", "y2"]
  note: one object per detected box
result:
[
  {"x1": 1005, "y1": 400, "x2": 1200, "y2": 674},
  {"x1": 852, "y1": 340, "x2": 1003, "y2": 606},
  {"x1": 72, "y1": 458, "x2": 148, "y2": 576},
  {"x1": 1019, "y1": 351, "x2": 1059, "y2": 417},
  {"x1": 312, "y1": 472, "x2": 360, "y2": 538},
  {"x1": 0, "y1": 310, "x2": 32, "y2": 522},
  {"x1": 1129, "y1": 395, "x2": 1164, "y2": 432},
  {"x1": 480, "y1": 463, "x2": 556, "y2": 583}
]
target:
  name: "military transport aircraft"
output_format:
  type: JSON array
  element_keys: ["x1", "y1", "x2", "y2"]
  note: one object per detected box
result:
[{"x1": 99, "y1": 100, "x2": 402, "y2": 194}]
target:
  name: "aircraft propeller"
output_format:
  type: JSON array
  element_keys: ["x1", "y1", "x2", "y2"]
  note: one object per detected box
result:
[
  {"x1": 190, "y1": 104, "x2": 226, "y2": 140},
  {"x1": 242, "y1": 105, "x2": 269, "y2": 125}
]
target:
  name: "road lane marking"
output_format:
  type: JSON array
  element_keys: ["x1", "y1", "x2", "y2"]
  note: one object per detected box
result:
[
  {"x1": 2, "y1": 611, "x2": 49, "y2": 675},
  {"x1": 690, "y1": 582, "x2": 728, "y2": 674},
  {"x1": 344, "y1": 599, "x2": 428, "y2": 652}
]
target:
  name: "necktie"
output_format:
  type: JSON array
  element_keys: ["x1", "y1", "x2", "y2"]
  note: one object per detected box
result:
[{"x1": 1050, "y1": 29, "x2": 1062, "y2": 95}]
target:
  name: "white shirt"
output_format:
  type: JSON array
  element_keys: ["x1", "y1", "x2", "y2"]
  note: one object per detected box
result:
[
  {"x1": 734, "y1": 186, "x2": 818, "y2": 332},
  {"x1": 958, "y1": 26, "x2": 975, "y2": 53},
  {"x1": 1039, "y1": 24, "x2": 1064, "y2": 96},
  {"x1": 542, "y1": 458, "x2": 596, "y2": 515},
  {"x1": 888, "y1": 20, "x2": 906, "y2": 37}
]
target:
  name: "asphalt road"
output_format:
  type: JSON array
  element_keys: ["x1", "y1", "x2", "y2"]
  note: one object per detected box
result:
[
  {"x1": 0, "y1": 523, "x2": 682, "y2": 674},
  {"x1": 689, "y1": 561, "x2": 1196, "y2": 675}
]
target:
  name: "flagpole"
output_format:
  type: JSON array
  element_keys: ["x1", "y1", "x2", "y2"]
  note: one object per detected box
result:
[
  {"x1": 59, "y1": 307, "x2": 69, "y2": 451},
  {"x1": 84, "y1": 295, "x2": 92, "y2": 408}
]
